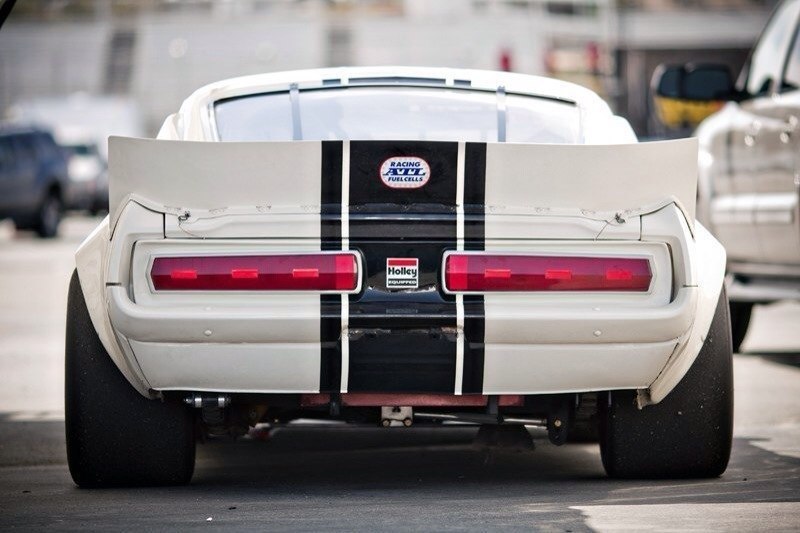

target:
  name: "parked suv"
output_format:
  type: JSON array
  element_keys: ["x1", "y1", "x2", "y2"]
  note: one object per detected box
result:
[
  {"x1": 653, "y1": 0, "x2": 800, "y2": 351},
  {"x1": 63, "y1": 141, "x2": 108, "y2": 215},
  {"x1": 0, "y1": 125, "x2": 69, "y2": 238}
]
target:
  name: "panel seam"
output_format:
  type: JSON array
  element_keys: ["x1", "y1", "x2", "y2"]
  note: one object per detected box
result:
[
  {"x1": 455, "y1": 141, "x2": 466, "y2": 395},
  {"x1": 340, "y1": 140, "x2": 350, "y2": 393}
]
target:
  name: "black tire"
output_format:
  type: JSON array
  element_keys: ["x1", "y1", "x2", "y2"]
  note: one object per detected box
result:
[
  {"x1": 729, "y1": 301, "x2": 753, "y2": 353},
  {"x1": 599, "y1": 287, "x2": 733, "y2": 479},
  {"x1": 35, "y1": 192, "x2": 61, "y2": 238},
  {"x1": 65, "y1": 270, "x2": 195, "y2": 487}
]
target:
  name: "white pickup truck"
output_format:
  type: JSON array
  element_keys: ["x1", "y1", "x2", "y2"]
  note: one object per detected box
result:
[{"x1": 653, "y1": 0, "x2": 800, "y2": 351}]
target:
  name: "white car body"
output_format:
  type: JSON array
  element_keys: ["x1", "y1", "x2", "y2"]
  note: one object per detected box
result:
[{"x1": 74, "y1": 67, "x2": 724, "y2": 409}]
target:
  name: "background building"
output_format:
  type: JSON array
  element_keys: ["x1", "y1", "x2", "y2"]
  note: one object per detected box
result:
[{"x1": 0, "y1": 0, "x2": 776, "y2": 136}]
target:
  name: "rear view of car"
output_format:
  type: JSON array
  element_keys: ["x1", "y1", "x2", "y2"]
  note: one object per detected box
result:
[
  {"x1": 63, "y1": 142, "x2": 108, "y2": 214},
  {"x1": 65, "y1": 67, "x2": 733, "y2": 487}
]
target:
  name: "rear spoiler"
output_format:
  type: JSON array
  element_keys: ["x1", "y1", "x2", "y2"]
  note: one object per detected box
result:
[{"x1": 108, "y1": 137, "x2": 697, "y2": 230}]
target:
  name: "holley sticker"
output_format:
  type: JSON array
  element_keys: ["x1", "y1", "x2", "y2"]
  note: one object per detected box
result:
[{"x1": 386, "y1": 258, "x2": 419, "y2": 289}]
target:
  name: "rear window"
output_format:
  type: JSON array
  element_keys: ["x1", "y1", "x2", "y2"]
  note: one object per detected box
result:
[
  {"x1": 65, "y1": 144, "x2": 97, "y2": 156},
  {"x1": 214, "y1": 86, "x2": 580, "y2": 143}
]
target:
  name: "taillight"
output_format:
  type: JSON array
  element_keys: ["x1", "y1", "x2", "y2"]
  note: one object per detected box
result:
[
  {"x1": 150, "y1": 253, "x2": 359, "y2": 292},
  {"x1": 444, "y1": 253, "x2": 651, "y2": 292}
]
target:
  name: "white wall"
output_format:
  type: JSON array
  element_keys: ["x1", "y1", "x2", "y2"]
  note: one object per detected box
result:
[
  {"x1": 131, "y1": 13, "x2": 326, "y2": 130},
  {"x1": 351, "y1": 14, "x2": 543, "y2": 74},
  {"x1": 0, "y1": 23, "x2": 109, "y2": 111}
]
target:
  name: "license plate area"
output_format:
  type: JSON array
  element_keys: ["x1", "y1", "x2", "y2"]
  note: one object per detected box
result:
[{"x1": 347, "y1": 327, "x2": 458, "y2": 393}]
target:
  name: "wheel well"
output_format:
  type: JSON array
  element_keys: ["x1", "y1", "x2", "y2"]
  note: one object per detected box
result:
[{"x1": 47, "y1": 182, "x2": 62, "y2": 199}]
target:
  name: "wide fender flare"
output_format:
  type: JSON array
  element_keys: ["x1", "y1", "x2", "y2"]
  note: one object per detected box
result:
[
  {"x1": 75, "y1": 215, "x2": 153, "y2": 397},
  {"x1": 647, "y1": 221, "x2": 726, "y2": 404}
]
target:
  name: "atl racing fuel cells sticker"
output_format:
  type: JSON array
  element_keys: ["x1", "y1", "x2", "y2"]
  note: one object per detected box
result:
[
  {"x1": 379, "y1": 156, "x2": 431, "y2": 189},
  {"x1": 386, "y1": 258, "x2": 419, "y2": 289}
]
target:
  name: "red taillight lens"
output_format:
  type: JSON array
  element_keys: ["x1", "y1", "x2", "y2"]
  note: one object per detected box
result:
[
  {"x1": 444, "y1": 254, "x2": 651, "y2": 292},
  {"x1": 151, "y1": 253, "x2": 358, "y2": 291}
]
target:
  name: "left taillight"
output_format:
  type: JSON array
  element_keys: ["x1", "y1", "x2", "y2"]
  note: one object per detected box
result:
[{"x1": 150, "y1": 252, "x2": 359, "y2": 292}]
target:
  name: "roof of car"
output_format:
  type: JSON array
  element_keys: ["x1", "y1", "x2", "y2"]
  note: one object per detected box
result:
[
  {"x1": 0, "y1": 123, "x2": 53, "y2": 138},
  {"x1": 180, "y1": 66, "x2": 609, "y2": 114},
  {"x1": 165, "y1": 67, "x2": 618, "y2": 142}
]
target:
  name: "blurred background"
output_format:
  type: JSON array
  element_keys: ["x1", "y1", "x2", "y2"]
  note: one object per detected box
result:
[
  {"x1": 0, "y1": 0, "x2": 776, "y2": 140},
  {"x1": 0, "y1": 0, "x2": 778, "y2": 239}
]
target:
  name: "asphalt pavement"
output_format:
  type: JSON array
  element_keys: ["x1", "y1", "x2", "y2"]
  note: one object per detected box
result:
[{"x1": 0, "y1": 217, "x2": 799, "y2": 532}]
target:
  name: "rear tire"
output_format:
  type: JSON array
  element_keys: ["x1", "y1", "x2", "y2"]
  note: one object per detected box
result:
[
  {"x1": 65, "y1": 270, "x2": 195, "y2": 487},
  {"x1": 599, "y1": 287, "x2": 733, "y2": 478},
  {"x1": 729, "y1": 301, "x2": 753, "y2": 353},
  {"x1": 35, "y1": 192, "x2": 61, "y2": 238}
]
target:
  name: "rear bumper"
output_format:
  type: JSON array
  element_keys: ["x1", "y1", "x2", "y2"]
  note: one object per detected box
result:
[
  {"x1": 127, "y1": 338, "x2": 680, "y2": 395},
  {"x1": 85, "y1": 202, "x2": 719, "y2": 401},
  {"x1": 108, "y1": 285, "x2": 693, "y2": 345},
  {"x1": 109, "y1": 284, "x2": 695, "y2": 395}
]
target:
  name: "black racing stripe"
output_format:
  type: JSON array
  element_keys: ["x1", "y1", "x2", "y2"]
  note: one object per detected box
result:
[
  {"x1": 319, "y1": 296, "x2": 341, "y2": 392},
  {"x1": 348, "y1": 216, "x2": 457, "y2": 240},
  {"x1": 320, "y1": 141, "x2": 343, "y2": 392},
  {"x1": 462, "y1": 142, "x2": 486, "y2": 394},
  {"x1": 347, "y1": 141, "x2": 458, "y2": 393},
  {"x1": 463, "y1": 142, "x2": 486, "y2": 244},
  {"x1": 320, "y1": 141, "x2": 343, "y2": 245},
  {"x1": 348, "y1": 140, "x2": 458, "y2": 213},
  {"x1": 462, "y1": 297, "x2": 484, "y2": 394}
]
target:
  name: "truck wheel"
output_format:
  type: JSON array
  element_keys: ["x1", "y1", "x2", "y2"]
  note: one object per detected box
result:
[
  {"x1": 35, "y1": 192, "x2": 61, "y2": 238},
  {"x1": 65, "y1": 270, "x2": 195, "y2": 487},
  {"x1": 599, "y1": 287, "x2": 733, "y2": 478},
  {"x1": 729, "y1": 301, "x2": 753, "y2": 353}
]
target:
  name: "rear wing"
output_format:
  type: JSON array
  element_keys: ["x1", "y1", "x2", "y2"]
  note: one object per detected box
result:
[{"x1": 108, "y1": 137, "x2": 697, "y2": 230}]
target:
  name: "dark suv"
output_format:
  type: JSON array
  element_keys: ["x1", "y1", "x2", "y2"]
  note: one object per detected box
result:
[{"x1": 0, "y1": 126, "x2": 69, "y2": 238}]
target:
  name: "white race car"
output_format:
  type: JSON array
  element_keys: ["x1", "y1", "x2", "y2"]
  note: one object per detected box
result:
[{"x1": 66, "y1": 67, "x2": 732, "y2": 486}]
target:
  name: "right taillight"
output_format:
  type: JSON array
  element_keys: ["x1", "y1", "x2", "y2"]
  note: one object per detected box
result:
[{"x1": 444, "y1": 253, "x2": 651, "y2": 293}]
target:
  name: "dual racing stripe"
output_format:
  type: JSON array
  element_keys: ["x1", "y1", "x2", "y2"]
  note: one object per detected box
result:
[{"x1": 319, "y1": 141, "x2": 487, "y2": 394}]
